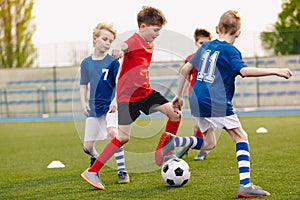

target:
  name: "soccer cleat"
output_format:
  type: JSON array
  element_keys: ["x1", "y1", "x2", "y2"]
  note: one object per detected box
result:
[
  {"x1": 194, "y1": 151, "x2": 207, "y2": 161},
  {"x1": 163, "y1": 152, "x2": 177, "y2": 163},
  {"x1": 81, "y1": 169, "x2": 105, "y2": 190},
  {"x1": 237, "y1": 184, "x2": 270, "y2": 198},
  {"x1": 118, "y1": 171, "x2": 130, "y2": 184},
  {"x1": 155, "y1": 132, "x2": 175, "y2": 166},
  {"x1": 175, "y1": 147, "x2": 190, "y2": 158}
]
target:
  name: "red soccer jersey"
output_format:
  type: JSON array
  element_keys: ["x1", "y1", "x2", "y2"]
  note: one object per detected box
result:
[
  {"x1": 185, "y1": 53, "x2": 197, "y2": 98},
  {"x1": 117, "y1": 33, "x2": 154, "y2": 102}
]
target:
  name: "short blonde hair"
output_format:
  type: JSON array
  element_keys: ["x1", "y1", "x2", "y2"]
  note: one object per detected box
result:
[
  {"x1": 218, "y1": 10, "x2": 241, "y2": 35},
  {"x1": 93, "y1": 22, "x2": 117, "y2": 40}
]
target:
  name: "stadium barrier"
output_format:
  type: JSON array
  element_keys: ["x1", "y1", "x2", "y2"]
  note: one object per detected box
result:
[{"x1": 0, "y1": 57, "x2": 300, "y2": 116}]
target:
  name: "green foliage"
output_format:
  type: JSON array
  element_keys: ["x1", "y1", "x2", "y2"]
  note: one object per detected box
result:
[
  {"x1": 261, "y1": 0, "x2": 300, "y2": 55},
  {"x1": 0, "y1": 0, "x2": 37, "y2": 68},
  {"x1": 0, "y1": 117, "x2": 300, "y2": 199}
]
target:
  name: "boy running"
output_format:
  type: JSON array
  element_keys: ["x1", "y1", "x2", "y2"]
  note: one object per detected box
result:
[
  {"x1": 172, "y1": 10, "x2": 292, "y2": 198},
  {"x1": 81, "y1": 6, "x2": 184, "y2": 190}
]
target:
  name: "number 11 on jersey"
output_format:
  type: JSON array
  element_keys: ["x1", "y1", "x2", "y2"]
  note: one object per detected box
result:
[{"x1": 197, "y1": 50, "x2": 219, "y2": 83}]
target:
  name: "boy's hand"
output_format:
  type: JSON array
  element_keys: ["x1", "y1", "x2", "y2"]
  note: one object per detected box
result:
[
  {"x1": 172, "y1": 96, "x2": 183, "y2": 111},
  {"x1": 108, "y1": 103, "x2": 117, "y2": 113},
  {"x1": 111, "y1": 49, "x2": 124, "y2": 60},
  {"x1": 278, "y1": 68, "x2": 293, "y2": 79},
  {"x1": 81, "y1": 103, "x2": 90, "y2": 117}
]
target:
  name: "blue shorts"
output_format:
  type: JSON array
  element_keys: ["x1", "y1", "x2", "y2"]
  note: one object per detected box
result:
[{"x1": 117, "y1": 91, "x2": 169, "y2": 125}]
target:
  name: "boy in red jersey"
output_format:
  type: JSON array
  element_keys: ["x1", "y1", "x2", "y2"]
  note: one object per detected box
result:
[
  {"x1": 81, "y1": 6, "x2": 184, "y2": 190},
  {"x1": 176, "y1": 28, "x2": 213, "y2": 160}
]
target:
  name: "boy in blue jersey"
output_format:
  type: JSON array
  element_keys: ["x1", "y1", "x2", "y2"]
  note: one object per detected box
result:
[
  {"x1": 80, "y1": 22, "x2": 129, "y2": 184},
  {"x1": 172, "y1": 10, "x2": 292, "y2": 198}
]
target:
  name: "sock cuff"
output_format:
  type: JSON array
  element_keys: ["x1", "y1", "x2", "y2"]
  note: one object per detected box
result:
[
  {"x1": 194, "y1": 129, "x2": 204, "y2": 138},
  {"x1": 191, "y1": 136, "x2": 203, "y2": 150},
  {"x1": 236, "y1": 141, "x2": 249, "y2": 152},
  {"x1": 111, "y1": 137, "x2": 123, "y2": 148},
  {"x1": 166, "y1": 120, "x2": 180, "y2": 135}
]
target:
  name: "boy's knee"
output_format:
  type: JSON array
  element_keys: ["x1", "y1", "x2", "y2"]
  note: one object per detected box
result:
[
  {"x1": 117, "y1": 133, "x2": 130, "y2": 144},
  {"x1": 107, "y1": 131, "x2": 116, "y2": 140},
  {"x1": 107, "y1": 127, "x2": 117, "y2": 139}
]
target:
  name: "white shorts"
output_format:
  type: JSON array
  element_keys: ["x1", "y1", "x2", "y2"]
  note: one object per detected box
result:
[
  {"x1": 84, "y1": 112, "x2": 118, "y2": 141},
  {"x1": 195, "y1": 114, "x2": 241, "y2": 133}
]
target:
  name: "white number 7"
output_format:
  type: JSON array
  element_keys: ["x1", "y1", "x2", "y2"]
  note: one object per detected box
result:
[
  {"x1": 197, "y1": 50, "x2": 219, "y2": 83},
  {"x1": 102, "y1": 69, "x2": 109, "y2": 80}
]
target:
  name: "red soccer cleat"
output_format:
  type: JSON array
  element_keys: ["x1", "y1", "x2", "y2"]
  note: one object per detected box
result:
[{"x1": 155, "y1": 132, "x2": 175, "y2": 166}]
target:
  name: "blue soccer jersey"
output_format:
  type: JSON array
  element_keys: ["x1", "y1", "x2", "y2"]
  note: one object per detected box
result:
[
  {"x1": 80, "y1": 55, "x2": 119, "y2": 117},
  {"x1": 189, "y1": 39, "x2": 247, "y2": 117}
]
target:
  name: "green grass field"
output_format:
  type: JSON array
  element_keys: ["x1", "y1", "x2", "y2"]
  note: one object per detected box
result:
[{"x1": 0, "y1": 116, "x2": 299, "y2": 200}]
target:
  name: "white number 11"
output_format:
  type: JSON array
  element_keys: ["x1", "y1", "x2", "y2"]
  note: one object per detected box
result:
[{"x1": 197, "y1": 50, "x2": 219, "y2": 83}]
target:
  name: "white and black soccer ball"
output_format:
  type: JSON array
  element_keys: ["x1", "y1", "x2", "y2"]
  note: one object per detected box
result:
[{"x1": 161, "y1": 157, "x2": 190, "y2": 187}]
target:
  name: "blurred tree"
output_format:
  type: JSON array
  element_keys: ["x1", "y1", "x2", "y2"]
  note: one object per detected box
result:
[
  {"x1": 260, "y1": 0, "x2": 300, "y2": 55},
  {"x1": 0, "y1": 0, "x2": 36, "y2": 68}
]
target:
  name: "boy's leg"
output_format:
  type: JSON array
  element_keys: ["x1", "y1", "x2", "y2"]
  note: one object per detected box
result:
[
  {"x1": 89, "y1": 126, "x2": 129, "y2": 173},
  {"x1": 106, "y1": 113, "x2": 130, "y2": 183},
  {"x1": 83, "y1": 141, "x2": 98, "y2": 166},
  {"x1": 226, "y1": 127, "x2": 270, "y2": 197},
  {"x1": 114, "y1": 146, "x2": 130, "y2": 183},
  {"x1": 155, "y1": 132, "x2": 204, "y2": 165},
  {"x1": 81, "y1": 124, "x2": 131, "y2": 190},
  {"x1": 235, "y1": 141, "x2": 270, "y2": 197},
  {"x1": 176, "y1": 128, "x2": 203, "y2": 158},
  {"x1": 193, "y1": 128, "x2": 208, "y2": 160},
  {"x1": 81, "y1": 136, "x2": 124, "y2": 190},
  {"x1": 83, "y1": 117, "x2": 104, "y2": 166},
  {"x1": 154, "y1": 102, "x2": 181, "y2": 165}
]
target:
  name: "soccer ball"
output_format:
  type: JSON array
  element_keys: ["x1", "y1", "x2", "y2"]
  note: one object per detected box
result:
[{"x1": 161, "y1": 157, "x2": 190, "y2": 187}]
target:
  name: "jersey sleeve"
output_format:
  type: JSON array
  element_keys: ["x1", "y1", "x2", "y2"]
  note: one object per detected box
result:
[
  {"x1": 80, "y1": 58, "x2": 89, "y2": 85},
  {"x1": 230, "y1": 48, "x2": 247, "y2": 77},
  {"x1": 110, "y1": 59, "x2": 120, "y2": 83},
  {"x1": 189, "y1": 48, "x2": 202, "y2": 69}
]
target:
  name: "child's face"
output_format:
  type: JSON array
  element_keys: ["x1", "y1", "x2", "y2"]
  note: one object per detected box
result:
[
  {"x1": 140, "y1": 24, "x2": 162, "y2": 43},
  {"x1": 195, "y1": 36, "x2": 210, "y2": 48},
  {"x1": 93, "y1": 29, "x2": 115, "y2": 52}
]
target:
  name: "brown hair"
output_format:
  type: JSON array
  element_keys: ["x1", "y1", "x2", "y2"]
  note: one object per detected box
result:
[
  {"x1": 194, "y1": 28, "x2": 212, "y2": 41},
  {"x1": 218, "y1": 10, "x2": 241, "y2": 35},
  {"x1": 93, "y1": 22, "x2": 117, "y2": 39},
  {"x1": 137, "y1": 6, "x2": 167, "y2": 27}
]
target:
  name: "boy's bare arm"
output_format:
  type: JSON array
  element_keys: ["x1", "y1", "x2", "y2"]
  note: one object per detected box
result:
[
  {"x1": 172, "y1": 62, "x2": 194, "y2": 110},
  {"x1": 80, "y1": 85, "x2": 90, "y2": 116},
  {"x1": 240, "y1": 67, "x2": 293, "y2": 79}
]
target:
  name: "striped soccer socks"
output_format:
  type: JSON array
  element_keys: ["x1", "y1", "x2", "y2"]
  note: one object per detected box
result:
[
  {"x1": 236, "y1": 142, "x2": 251, "y2": 187},
  {"x1": 174, "y1": 136, "x2": 203, "y2": 150},
  {"x1": 114, "y1": 146, "x2": 126, "y2": 172}
]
